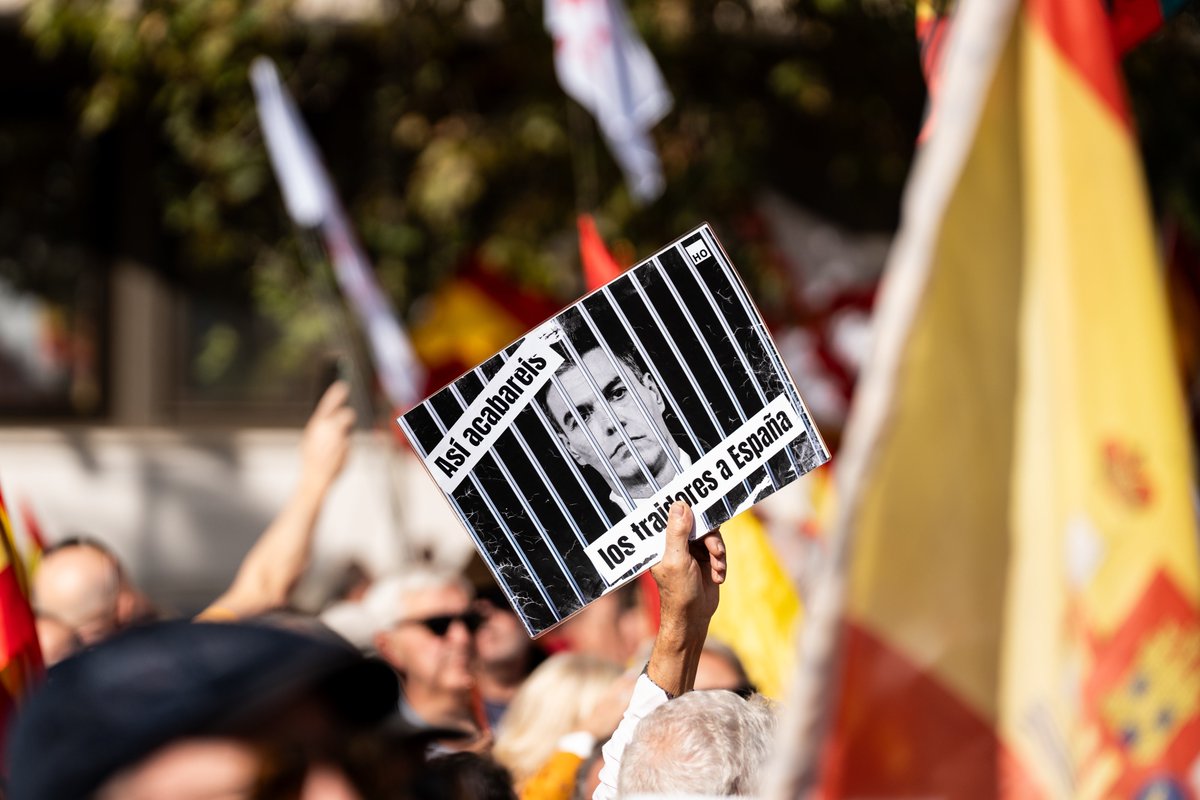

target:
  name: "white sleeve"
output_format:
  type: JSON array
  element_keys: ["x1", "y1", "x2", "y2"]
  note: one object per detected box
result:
[
  {"x1": 592, "y1": 674, "x2": 670, "y2": 800},
  {"x1": 557, "y1": 731, "x2": 598, "y2": 758}
]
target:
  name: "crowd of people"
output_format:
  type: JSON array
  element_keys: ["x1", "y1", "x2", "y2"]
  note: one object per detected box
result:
[{"x1": 10, "y1": 381, "x2": 784, "y2": 799}]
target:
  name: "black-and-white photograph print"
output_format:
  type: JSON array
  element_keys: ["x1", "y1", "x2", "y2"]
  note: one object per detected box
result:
[{"x1": 398, "y1": 224, "x2": 830, "y2": 637}]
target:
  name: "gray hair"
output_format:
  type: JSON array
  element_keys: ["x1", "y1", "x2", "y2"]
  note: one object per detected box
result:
[
  {"x1": 318, "y1": 569, "x2": 472, "y2": 649},
  {"x1": 617, "y1": 690, "x2": 777, "y2": 797}
]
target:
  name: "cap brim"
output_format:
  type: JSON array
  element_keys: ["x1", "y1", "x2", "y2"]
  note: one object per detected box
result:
[{"x1": 379, "y1": 712, "x2": 473, "y2": 742}]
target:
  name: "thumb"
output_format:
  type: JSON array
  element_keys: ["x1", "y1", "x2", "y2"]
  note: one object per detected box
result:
[{"x1": 662, "y1": 502, "x2": 694, "y2": 562}]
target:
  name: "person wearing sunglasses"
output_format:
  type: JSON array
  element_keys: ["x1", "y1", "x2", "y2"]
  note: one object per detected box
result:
[{"x1": 372, "y1": 570, "x2": 490, "y2": 752}]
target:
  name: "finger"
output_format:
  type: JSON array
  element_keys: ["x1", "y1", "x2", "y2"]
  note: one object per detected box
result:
[
  {"x1": 703, "y1": 530, "x2": 727, "y2": 583},
  {"x1": 663, "y1": 502, "x2": 694, "y2": 562},
  {"x1": 703, "y1": 529, "x2": 725, "y2": 560},
  {"x1": 315, "y1": 380, "x2": 351, "y2": 416},
  {"x1": 332, "y1": 406, "x2": 357, "y2": 432},
  {"x1": 710, "y1": 552, "x2": 726, "y2": 584}
]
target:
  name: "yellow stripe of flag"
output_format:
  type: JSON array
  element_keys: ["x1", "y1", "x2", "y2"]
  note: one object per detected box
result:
[
  {"x1": 708, "y1": 511, "x2": 801, "y2": 699},
  {"x1": 771, "y1": 0, "x2": 1200, "y2": 796}
]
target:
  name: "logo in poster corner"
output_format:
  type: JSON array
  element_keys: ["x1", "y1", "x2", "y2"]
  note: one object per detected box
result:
[{"x1": 685, "y1": 239, "x2": 712, "y2": 265}]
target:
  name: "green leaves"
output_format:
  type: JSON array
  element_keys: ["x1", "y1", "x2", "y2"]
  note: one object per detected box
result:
[{"x1": 18, "y1": 0, "x2": 931, "y2": 394}]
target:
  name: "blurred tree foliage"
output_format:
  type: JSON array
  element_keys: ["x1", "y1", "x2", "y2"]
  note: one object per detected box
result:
[
  {"x1": 20, "y1": 0, "x2": 922, "y2": 341},
  {"x1": 1125, "y1": 9, "x2": 1200, "y2": 239},
  {"x1": 16, "y1": 0, "x2": 1200, "y2": 397}
]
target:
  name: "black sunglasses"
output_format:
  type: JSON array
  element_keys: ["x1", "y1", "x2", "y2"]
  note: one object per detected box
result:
[
  {"x1": 731, "y1": 682, "x2": 759, "y2": 700},
  {"x1": 401, "y1": 611, "x2": 484, "y2": 636}
]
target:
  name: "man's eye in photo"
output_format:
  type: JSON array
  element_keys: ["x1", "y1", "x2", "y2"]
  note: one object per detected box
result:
[{"x1": 609, "y1": 384, "x2": 627, "y2": 401}]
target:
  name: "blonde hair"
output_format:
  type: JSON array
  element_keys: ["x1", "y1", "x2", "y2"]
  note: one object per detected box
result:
[{"x1": 493, "y1": 653, "x2": 623, "y2": 788}]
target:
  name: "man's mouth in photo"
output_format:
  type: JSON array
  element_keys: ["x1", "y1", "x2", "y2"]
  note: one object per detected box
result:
[{"x1": 609, "y1": 437, "x2": 642, "y2": 459}]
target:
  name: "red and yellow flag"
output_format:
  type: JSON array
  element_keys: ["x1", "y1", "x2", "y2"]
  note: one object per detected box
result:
[
  {"x1": 916, "y1": 0, "x2": 1191, "y2": 142},
  {"x1": 774, "y1": 0, "x2": 1200, "y2": 795},
  {"x1": 0, "y1": 483, "x2": 44, "y2": 769},
  {"x1": 408, "y1": 264, "x2": 563, "y2": 396}
]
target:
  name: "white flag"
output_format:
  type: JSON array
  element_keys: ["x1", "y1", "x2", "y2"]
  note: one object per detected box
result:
[
  {"x1": 545, "y1": 0, "x2": 673, "y2": 202},
  {"x1": 251, "y1": 58, "x2": 426, "y2": 411}
]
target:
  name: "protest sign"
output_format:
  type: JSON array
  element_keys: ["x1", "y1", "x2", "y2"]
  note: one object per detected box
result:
[{"x1": 399, "y1": 224, "x2": 830, "y2": 636}]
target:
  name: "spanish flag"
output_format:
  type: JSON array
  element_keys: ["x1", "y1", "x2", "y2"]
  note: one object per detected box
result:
[
  {"x1": 915, "y1": 0, "x2": 1190, "y2": 141},
  {"x1": 408, "y1": 264, "x2": 564, "y2": 396},
  {"x1": 0, "y1": 483, "x2": 44, "y2": 769},
  {"x1": 772, "y1": 0, "x2": 1200, "y2": 795}
]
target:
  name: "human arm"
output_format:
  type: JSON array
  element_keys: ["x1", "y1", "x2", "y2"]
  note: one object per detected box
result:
[
  {"x1": 197, "y1": 381, "x2": 356, "y2": 621},
  {"x1": 593, "y1": 502, "x2": 726, "y2": 800}
]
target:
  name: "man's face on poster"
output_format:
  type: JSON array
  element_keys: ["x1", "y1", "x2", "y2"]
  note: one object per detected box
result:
[{"x1": 545, "y1": 348, "x2": 678, "y2": 498}]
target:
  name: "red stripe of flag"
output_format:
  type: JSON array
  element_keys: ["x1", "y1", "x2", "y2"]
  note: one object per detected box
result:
[
  {"x1": 1109, "y1": 0, "x2": 1168, "y2": 53},
  {"x1": 1026, "y1": 0, "x2": 1131, "y2": 125},
  {"x1": 823, "y1": 624, "x2": 1046, "y2": 799},
  {"x1": 18, "y1": 500, "x2": 46, "y2": 557},
  {"x1": 0, "y1": 482, "x2": 44, "y2": 776},
  {"x1": 578, "y1": 214, "x2": 626, "y2": 292}
]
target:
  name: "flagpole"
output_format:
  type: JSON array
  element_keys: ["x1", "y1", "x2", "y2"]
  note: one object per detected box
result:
[
  {"x1": 252, "y1": 57, "x2": 422, "y2": 566},
  {"x1": 293, "y1": 227, "x2": 377, "y2": 425},
  {"x1": 292, "y1": 226, "x2": 420, "y2": 566}
]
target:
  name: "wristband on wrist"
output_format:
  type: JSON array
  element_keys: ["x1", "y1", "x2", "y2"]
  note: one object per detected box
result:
[{"x1": 641, "y1": 663, "x2": 676, "y2": 700}]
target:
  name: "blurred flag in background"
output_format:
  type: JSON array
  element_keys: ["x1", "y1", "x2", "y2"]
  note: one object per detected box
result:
[
  {"x1": 545, "y1": 0, "x2": 673, "y2": 203},
  {"x1": 578, "y1": 214, "x2": 625, "y2": 289},
  {"x1": 915, "y1": 0, "x2": 1191, "y2": 141},
  {"x1": 408, "y1": 261, "x2": 564, "y2": 396},
  {"x1": 773, "y1": 0, "x2": 1200, "y2": 795},
  {"x1": 251, "y1": 58, "x2": 426, "y2": 413},
  {"x1": 0, "y1": 483, "x2": 43, "y2": 772}
]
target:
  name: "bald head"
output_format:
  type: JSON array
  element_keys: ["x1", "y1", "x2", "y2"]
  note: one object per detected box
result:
[{"x1": 33, "y1": 544, "x2": 122, "y2": 645}]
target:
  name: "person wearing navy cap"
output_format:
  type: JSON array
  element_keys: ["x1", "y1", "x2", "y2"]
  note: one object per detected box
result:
[{"x1": 6, "y1": 620, "x2": 459, "y2": 799}]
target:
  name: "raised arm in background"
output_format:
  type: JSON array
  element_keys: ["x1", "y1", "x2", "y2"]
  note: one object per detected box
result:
[{"x1": 197, "y1": 381, "x2": 356, "y2": 621}]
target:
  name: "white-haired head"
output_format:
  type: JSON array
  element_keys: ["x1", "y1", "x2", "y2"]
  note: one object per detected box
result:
[{"x1": 617, "y1": 690, "x2": 777, "y2": 797}]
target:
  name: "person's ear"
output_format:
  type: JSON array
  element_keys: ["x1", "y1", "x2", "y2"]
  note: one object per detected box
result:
[
  {"x1": 374, "y1": 630, "x2": 405, "y2": 671},
  {"x1": 115, "y1": 587, "x2": 137, "y2": 625},
  {"x1": 639, "y1": 372, "x2": 665, "y2": 412},
  {"x1": 556, "y1": 430, "x2": 589, "y2": 467}
]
